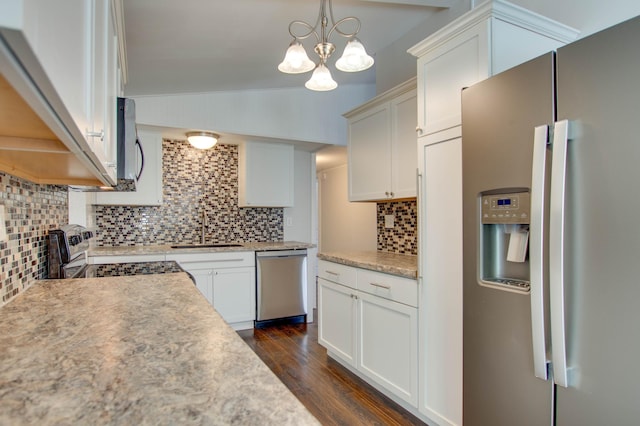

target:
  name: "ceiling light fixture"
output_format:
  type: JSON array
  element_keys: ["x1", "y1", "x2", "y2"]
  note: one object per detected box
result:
[
  {"x1": 278, "y1": 0, "x2": 374, "y2": 92},
  {"x1": 186, "y1": 131, "x2": 219, "y2": 150}
]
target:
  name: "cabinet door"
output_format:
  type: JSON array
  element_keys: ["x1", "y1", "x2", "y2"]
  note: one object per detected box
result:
[
  {"x1": 318, "y1": 278, "x2": 357, "y2": 366},
  {"x1": 416, "y1": 21, "x2": 489, "y2": 136},
  {"x1": 348, "y1": 103, "x2": 391, "y2": 201},
  {"x1": 20, "y1": 0, "x2": 92, "y2": 141},
  {"x1": 238, "y1": 142, "x2": 294, "y2": 207},
  {"x1": 212, "y1": 266, "x2": 255, "y2": 325},
  {"x1": 94, "y1": 128, "x2": 163, "y2": 205},
  {"x1": 418, "y1": 137, "x2": 463, "y2": 425},
  {"x1": 391, "y1": 89, "x2": 417, "y2": 199},
  {"x1": 184, "y1": 266, "x2": 214, "y2": 305},
  {"x1": 358, "y1": 291, "x2": 418, "y2": 406},
  {"x1": 89, "y1": 0, "x2": 118, "y2": 182}
]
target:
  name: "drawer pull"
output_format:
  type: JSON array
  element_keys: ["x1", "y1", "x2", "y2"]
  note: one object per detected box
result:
[
  {"x1": 326, "y1": 270, "x2": 340, "y2": 276},
  {"x1": 369, "y1": 282, "x2": 391, "y2": 290}
]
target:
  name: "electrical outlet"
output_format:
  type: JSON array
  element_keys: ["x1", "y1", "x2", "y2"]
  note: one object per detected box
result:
[
  {"x1": 286, "y1": 216, "x2": 293, "y2": 227},
  {"x1": 0, "y1": 205, "x2": 7, "y2": 242},
  {"x1": 384, "y1": 214, "x2": 394, "y2": 229}
]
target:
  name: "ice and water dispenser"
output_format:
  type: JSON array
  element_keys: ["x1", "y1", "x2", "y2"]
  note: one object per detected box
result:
[{"x1": 479, "y1": 191, "x2": 531, "y2": 293}]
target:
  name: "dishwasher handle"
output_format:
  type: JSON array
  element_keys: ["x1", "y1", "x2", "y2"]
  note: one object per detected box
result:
[{"x1": 256, "y1": 249, "x2": 307, "y2": 258}]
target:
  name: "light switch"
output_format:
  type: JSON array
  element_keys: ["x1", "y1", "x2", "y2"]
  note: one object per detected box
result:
[
  {"x1": 384, "y1": 214, "x2": 394, "y2": 229},
  {"x1": 0, "y1": 205, "x2": 7, "y2": 241}
]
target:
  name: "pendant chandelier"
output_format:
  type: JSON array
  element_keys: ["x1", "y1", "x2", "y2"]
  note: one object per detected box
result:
[{"x1": 278, "y1": 0, "x2": 374, "y2": 92}]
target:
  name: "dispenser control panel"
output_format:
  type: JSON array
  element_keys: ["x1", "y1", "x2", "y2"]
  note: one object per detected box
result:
[{"x1": 481, "y1": 192, "x2": 530, "y2": 224}]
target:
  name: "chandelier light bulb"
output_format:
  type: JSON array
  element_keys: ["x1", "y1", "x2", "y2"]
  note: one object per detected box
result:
[
  {"x1": 280, "y1": 0, "x2": 372, "y2": 90},
  {"x1": 335, "y1": 38, "x2": 374, "y2": 72},
  {"x1": 305, "y1": 63, "x2": 338, "y2": 91},
  {"x1": 278, "y1": 40, "x2": 315, "y2": 74}
]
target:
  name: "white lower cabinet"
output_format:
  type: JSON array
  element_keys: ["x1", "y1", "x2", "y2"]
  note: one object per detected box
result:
[
  {"x1": 358, "y1": 291, "x2": 418, "y2": 406},
  {"x1": 211, "y1": 267, "x2": 255, "y2": 326},
  {"x1": 318, "y1": 260, "x2": 418, "y2": 408},
  {"x1": 166, "y1": 251, "x2": 256, "y2": 330},
  {"x1": 318, "y1": 278, "x2": 357, "y2": 365}
]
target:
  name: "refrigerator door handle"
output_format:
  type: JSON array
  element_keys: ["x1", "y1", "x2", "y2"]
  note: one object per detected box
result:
[
  {"x1": 550, "y1": 119, "x2": 571, "y2": 388},
  {"x1": 530, "y1": 124, "x2": 550, "y2": 381}
]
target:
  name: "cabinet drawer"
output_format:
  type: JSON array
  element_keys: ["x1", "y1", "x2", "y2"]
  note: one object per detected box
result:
[
  {"x1": 318, "y1": 260, "x2": 357, "y2": 289},
  {"x1": 357, "y1": 269, "x2": 418, "y2": 307},
  {"x1": 166, "y1": 251, "x2": 254, "y2": 268},
  {"x1": 89, "y1": 254, "x2": 166, "y2": 264}
]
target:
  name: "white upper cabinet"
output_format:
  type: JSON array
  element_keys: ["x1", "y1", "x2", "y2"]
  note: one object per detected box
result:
[
  {"x1": 345, "y1": 78, "x2": 417, "y2": 202},
  {"x1": 0, "y1": 0, "x2": 124, "y2": 185},
  {"x1": 238, "y1": 141, "x2": 294, "y2": 207},
  {"x1": 408, "y1": 0, "x2": 579, "y2": 138},
  {"x1": 17, "y1": 0, "x2": 93, "y2": 139}
]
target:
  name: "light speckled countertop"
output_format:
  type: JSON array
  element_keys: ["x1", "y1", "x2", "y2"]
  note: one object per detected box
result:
[
  {"x1": 89, "y1": 241, "x2": 315, "y2": 257},
  {"x1": 0, "y1": 273, "x2": 319, "y2": 425},
  {"x1": 318, "y1": 251, "x2": 418, "y2": 279}
]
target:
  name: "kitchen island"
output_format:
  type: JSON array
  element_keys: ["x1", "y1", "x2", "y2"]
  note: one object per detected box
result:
[{"x1": 0, "y1": 273, "x2": 319, "y2": 425}]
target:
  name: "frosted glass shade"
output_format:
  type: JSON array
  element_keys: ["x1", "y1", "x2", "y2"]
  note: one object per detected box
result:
[
  {"x1": 305, "y1": 63, "x2": 337, "y2": 91},
  {"x1": 335, "y1": 38, "x2": 374, "y2": 72},
  {"x1": 278, "y1": 40, "x2": 315, "y2": 74},
  {"x1": 187, "y1": 132, "x2": 218, "y2": 149}
]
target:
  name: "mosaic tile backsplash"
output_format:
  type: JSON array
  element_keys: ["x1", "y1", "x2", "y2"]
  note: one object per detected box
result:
[
  {"x1": 94, "y1": 140, "x2": 283, "y2": 246},
  {"x1": 377, "y1": 200, "x2": 417, "y2": 255},
  {"x1": 0, "y1": 172, "x2": 68, "y2": 305}
]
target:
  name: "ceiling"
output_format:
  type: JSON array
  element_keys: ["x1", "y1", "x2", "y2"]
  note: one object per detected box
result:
[
  {"x1": 121, "y1": 0, "x2": 454, "y2": 167},
  {"x1": 122, "y1": 0, "x2": 453, "y2": 96}
]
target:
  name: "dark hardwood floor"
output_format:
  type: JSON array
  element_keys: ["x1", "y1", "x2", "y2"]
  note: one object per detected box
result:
[{"x1": 237, "y1": 315, "x2": 426, "y2": 426}]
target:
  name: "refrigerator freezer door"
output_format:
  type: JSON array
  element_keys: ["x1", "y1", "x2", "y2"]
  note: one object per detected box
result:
[
  {"x1": 554, "y1": 16, "x2": 640, "y2": 425},
  {"x1": 461, "y1": 53, "x2": 555, "y2": 425}
]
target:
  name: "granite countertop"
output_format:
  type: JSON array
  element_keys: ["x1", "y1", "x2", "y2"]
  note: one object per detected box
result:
[
  {"x1": 318, "y1": 251, "x2": 418, "y2": 279},
  {"x1": 89, "y1": 241, "x2": 315, "y2": 257},
  {"x1": 0, "y1": 273, "x2": 319, "y2": 425}
]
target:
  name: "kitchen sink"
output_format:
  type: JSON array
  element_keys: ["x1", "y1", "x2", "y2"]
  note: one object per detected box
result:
[{"x1": 170, "y1": 243, "x2": 244, "y2": 249}]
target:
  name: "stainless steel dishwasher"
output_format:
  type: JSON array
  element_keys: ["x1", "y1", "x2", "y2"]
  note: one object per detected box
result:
[{"x1": 255, "y1": 249, "x2": 307, "y2": 326}]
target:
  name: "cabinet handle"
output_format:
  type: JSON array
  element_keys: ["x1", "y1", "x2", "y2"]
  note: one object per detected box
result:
[
  {"x1": 389, "y1": 191, "x2": 394, "y2": 198},
  {"x1": 385, "y1": 191, "x2": 390, "y2": 197},
  {"x1": 416, "y1": 126, "x2": 423, "y2": 135},
  {"x1": 351, "y1": 294, "x2": 358, "y2": 300},
  {"x1": 369, "y1": 282, "x2": 391, "y2": 290},
  {"x1": 87, "y1": 130, "x2": 104, "y2": 141},
  {"x1": 326, "y1": 270, "x2": 340, "y2": 277}
]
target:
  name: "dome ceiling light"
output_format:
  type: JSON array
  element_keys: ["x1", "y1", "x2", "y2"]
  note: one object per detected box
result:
[{"x1": 186, "y1": 131, "x2": 219, "y2": 150}]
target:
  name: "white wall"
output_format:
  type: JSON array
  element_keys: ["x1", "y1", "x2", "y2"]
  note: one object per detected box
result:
[
  {"x1": 318, "y1": 164, "x2": 376, "y2": 253},
  {"x1": 132, "y1": 84, "x2": 375, "y2": 147},
  {"x1": 284, "y1": 150, "x2": 315, "y2": 243},
  {"x1": 284, "y1": 150, "x2": 318, "y2": 322}
]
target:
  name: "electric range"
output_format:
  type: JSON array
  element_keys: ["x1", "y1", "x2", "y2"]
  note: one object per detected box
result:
[{"x1": 47, "y1": 224, "x2": 191, "y2": 280}]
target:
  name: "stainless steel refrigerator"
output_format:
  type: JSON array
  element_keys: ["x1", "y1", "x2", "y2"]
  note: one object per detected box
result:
[{"x1": 461, "y1": 15, "x2": 640, "y2": 425}]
